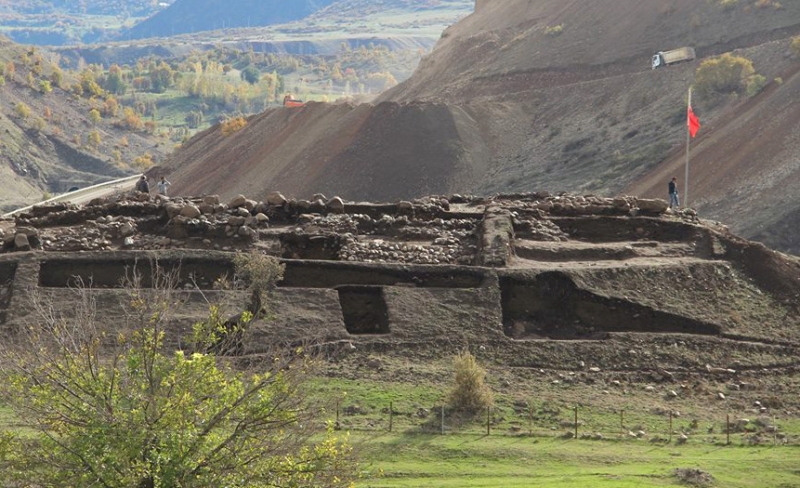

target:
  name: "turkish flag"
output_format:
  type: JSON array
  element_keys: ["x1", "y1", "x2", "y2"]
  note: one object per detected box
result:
[{"x1": 688, "y1": 105, "x2": 701, "y2": 138}]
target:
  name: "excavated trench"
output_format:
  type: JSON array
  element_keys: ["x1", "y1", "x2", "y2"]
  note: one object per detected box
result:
[
  {"x1": 336, "y1": 285, "x2": 390, "y2": 335},
  {"x1": 38, "y1": 257, "x2": 234, "y2": 289},
  {"x1": 280, "y1": 234, "x2": 340, "y2": 260},
  {"x1": 0, "y1": 262, "x2": 16, "y2": 324},
  {"x1": 500, "y1": 271, "x2": 720, "y2": 340},
  {"x1": 549, "y1": 216, "x2": 709, "y2": 244},
  {"x1": 281, "y1": 261, "x2": 486, "y2": 288}
]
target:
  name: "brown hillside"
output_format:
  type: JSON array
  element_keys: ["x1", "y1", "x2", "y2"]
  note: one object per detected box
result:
[
  {"x1": 162, "y1": 0, "x2": 800, "y2": 254},
  {"x1": 168, "y1": 101, "x2": 492, "y2": 202},
  {"x1": 626, "y1": 50, "x2": 800, "y2": 254},
  {"x1": 0, "y1": 38, "x2": 165, "y2": 212}
]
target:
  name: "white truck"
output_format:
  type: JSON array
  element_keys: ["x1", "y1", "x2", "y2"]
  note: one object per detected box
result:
[{"x1": 652, "y1": 47, "x2": 696, "y2": 69}]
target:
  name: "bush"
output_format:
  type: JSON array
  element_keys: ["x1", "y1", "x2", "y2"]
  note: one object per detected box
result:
[
  {"x1": 87, "y1": 129, "x2": 101, "y2": 148},
  {"x1": 88, "y1": 108, "x2": 101, "y2": 124},
  {"x1": 14, "y1": 102, "x2": 31, "y2": 120},
  {"x1": 545, "y1": 24, "x2": 564, "y2": 36},
  {"x1": 447, "y1": 351, "x2": 494, "y2": 415},
  {"x1": 746, "y1": 74, "x2": 767, "y2": 97},
  {"x1": 694, "y1": 53, "x2": 756, "y2": 99},
  {"x1": 791, "y1": 36, "x2": 800, "y2": 57},
  {"x1": 220, "y1": 115, "x2": 248, "y2": 136},
  {"x1": 132, "y1": 152, "x2": 154, "y2": 170},
  {"x1": 38, "y1": 79, "x2": 52, "y2": 94}
]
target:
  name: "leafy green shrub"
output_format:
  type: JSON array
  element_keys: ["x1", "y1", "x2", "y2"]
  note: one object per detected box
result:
[
  {"x1": 88, "y1": 108, "x2": 101, "y2": 124},
  {"x1": 87, "y1": 129, "x2": 101, "y2": 148},
  {"x1": 14, "y1": 102, "x2": 31, "y2": 120},
  {"x1": 38, "y1": 80, "x2": 52, "y2": 94},
  {"x1": 448, "y1": 351, "x2": 494, "y2": 415},
  {"x1": 746, "y1": 74, "x2": 767, "y2": 97},
  {"x1": 545, "y1": 24, "x2": 564, "y2": 36},
  {"x1": 791, "y1": 36, "x2": 800, "y2": 57},
  {"x1": 694, "y1": 53, "x2": 757, "y2": 99}
]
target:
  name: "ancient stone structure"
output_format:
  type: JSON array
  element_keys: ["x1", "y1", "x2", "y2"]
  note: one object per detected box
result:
[{"x1": 1, "y1": 191, "x2": 799, "y2": 371}]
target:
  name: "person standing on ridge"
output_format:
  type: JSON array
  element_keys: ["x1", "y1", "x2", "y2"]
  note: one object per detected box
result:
[
  {"x1": 668, "y1": 177, "x2": 679, "y2": 208},
  {"x1": 157, "y1": 176, "x2": 171, "y2": 196},
  {"x1": 135, "y1": 175, "x2": 150, "y2": 194}
]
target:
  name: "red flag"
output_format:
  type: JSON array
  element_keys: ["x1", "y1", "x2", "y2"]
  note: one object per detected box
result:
[{"x1": 688, "y1": 104, "x2": 701, "y2": 138}]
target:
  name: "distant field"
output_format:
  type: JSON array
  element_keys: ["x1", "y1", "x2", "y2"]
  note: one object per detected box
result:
[{"x1": 148, "y1": 1, "x2": 473, "y2": 45}]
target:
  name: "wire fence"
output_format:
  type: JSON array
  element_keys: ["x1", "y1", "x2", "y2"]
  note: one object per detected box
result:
[{"x1": 330, "y1": 399, "x2": 799, "y2": 446}]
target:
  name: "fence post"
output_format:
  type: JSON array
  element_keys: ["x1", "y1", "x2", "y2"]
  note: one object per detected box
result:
[
  {"x1": 336, "y1": 400, "x2": 340, "y2": 429},
  {"x1": 669, "y1": 411, "x2": 673, "y2": 443},
  {"x1": 773, "y1": 415, "x2": 777, "y2": 446},
  {"x1": 389, "y1": 401, "x2": 393, "y2": 433},
  {"x1": 441, "y1": 405, "x2": 445, "y2": 435},
  {"x1": 726, "y1": 414, "x2": 730, "y2": 445},
  {"x1": 620, "y1": 410, "x2": 624, "y2": 437},
  {"x1": 574, "y1": 406, "x2": 579, "y2": 440},
  {"x1": 529, "y1": 404, "x2": 533, "y2": 436},
  {"x1": 486, "y1": 406, "x2": 491, "y2": 436}
]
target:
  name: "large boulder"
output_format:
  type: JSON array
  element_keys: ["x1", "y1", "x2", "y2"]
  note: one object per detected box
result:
[
  {"x1": 228, "y1": 194, "x2": 248, "y2": 209},
  {"x1": 637, "y1": 199, "x2": 669, "y2": 214},
  {"x1": 180, "y1": 205, "x2": 202, "y2": 218},
  {"x1": 14, "y1": 233, "x2": 31, "y2": 251},
  {"x1": 326, "y1": 196, "x2": 345, "y2": 213},
  {"x1": 266, "y1": 191, "x2": 287, "y2": 206}
]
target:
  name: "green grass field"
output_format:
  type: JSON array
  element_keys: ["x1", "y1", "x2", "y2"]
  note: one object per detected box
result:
[
  {"x1": 3, "y1": 374, "x2": 800, "y2": 487},
  {"x1": 356, "y1": 433, "x2": 800, "y2": 487}
]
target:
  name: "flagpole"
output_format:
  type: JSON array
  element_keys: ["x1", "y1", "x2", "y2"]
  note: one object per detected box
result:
[{"x1": 684, "y1": 87, "x2": 691, "y2": 208}]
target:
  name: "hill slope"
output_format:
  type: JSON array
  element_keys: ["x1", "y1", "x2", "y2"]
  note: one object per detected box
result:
[
  {"x1": 161, "y1": 0, "x2": 800, "y2": 254},
  {"x1": 0, "y1": 38, "x2": 164, "y2": 212}
]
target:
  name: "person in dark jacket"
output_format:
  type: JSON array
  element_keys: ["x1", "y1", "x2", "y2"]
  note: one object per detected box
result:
[
  {"x1": 668, "y1": 177, "x2": 679, "y2": 208},
  {"x1": 135, "y1": 175, "x2": 150, "y2": 194}
]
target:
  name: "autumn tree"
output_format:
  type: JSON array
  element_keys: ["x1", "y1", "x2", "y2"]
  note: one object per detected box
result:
[
  {"x1": 87, "y1": 129, "x2": 101, "y2": 148},
  {"x1": 88, "y1": 108, "x2": 102, "y2": 124},
  {"x1": 103, "y1": 63, "x2": 127, "y2": 95},
  {"x1": 119, "y1": 107, "x2": 144, "y2": 131},
  {"x1": 240, "y1": 65, "x2": 261, "y2": 85},
  {"x1": 185, "y1": 110, "x2": 204, "y2": 128},
  {"x1": 149, "y1": 60, "x2": 175, "y2": 93},
  {"x1": 49, "y1": 64, "x2": 63, "y2": 88}
]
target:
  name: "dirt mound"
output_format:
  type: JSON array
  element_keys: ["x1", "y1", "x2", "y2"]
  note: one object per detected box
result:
[{"x1": 167, "y1": 101, "x2": 491, "y2": 202}]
